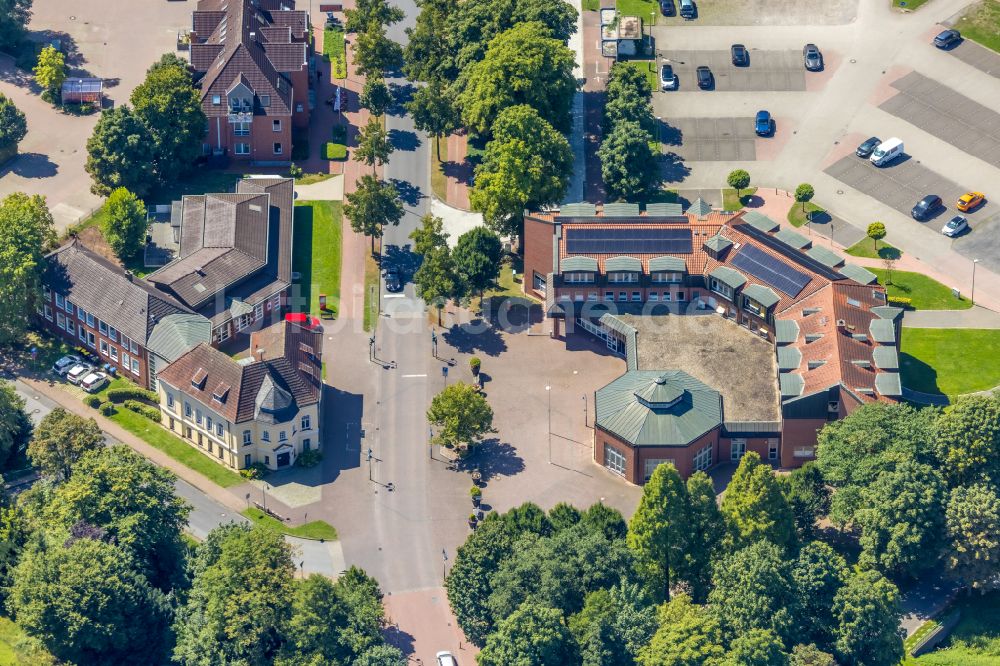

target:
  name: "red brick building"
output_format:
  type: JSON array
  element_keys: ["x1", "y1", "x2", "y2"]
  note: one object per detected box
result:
[
  {"x1": 524, "y1": 201, "x2": 904, "y2": 483},
  {"x1": 189, "y1": 0, "x2": 311, "y2": 164}
]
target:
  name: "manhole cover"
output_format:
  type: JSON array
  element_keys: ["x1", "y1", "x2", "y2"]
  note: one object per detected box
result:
[{"x1": 837, "y1": 189, "x2": 844, "y2": 195}]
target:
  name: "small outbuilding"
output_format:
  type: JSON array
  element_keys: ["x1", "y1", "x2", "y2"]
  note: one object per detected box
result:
[{"x1": 61, "y1": 78, "x2": 103, "y2": 105}]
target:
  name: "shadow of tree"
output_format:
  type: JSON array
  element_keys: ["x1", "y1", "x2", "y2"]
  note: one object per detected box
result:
[
  {"x1": 483, "y1": 296, "x2": 542, "y2": 334},
  {"x1": 388, "y1": 128, "x2": 420, "y2": 151},
  {"x1": 442, "y1": 319, "x2": 507, "y2": 356},
  {"x1": 384, "y1": 624, "x2": 416, "y2": 657},
  {"x1": 4, "y1": 153, "x2": 58, "y2": 178},
  {"x1": 656, "y1": 119, "x2": 683, "y2": 147},
  {"x1": 388, "y1": 178, "x2": 423, "y2": 206},
  {"x1": 386, "y1": 82, "x2": 414, "y2": 114},
  {"x1": 440, "y1": 159, "x2": 473, "y2": 187},
  {"x1": 899, "y1": 351, "x2": 942, "y2": 396},
  {"x1": 660, "y1": 152, "x2": 691, "y2": 183},
  {"x1": 465, "y1": 438, "x2": 525, "y2": 482}
]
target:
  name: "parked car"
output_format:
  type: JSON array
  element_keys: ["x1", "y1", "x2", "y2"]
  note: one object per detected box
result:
[
  {"x1": 803, "y1": 43, "x2": 823, "y2": 71},
  {"x1": 912, "y1": 194, "x2": 943, "y2": 220},
  {"x1": 870, "y1": 137, "x2": 904, "y2": 166},
  {"x1": 754, "y1": 110, "x2": 772, "y2": 136},
  {"x1": 941, "y1": 215, "x2": 968, "y2": 237},
  {"x1": 956, "y1": 191, "x2": 985, "y2": 212},
  {"x1": 696, "y1": 66, "x2": 713, "y2": 89},
  {"x1": 731, "y1": 44, "x2": 749, "y2": 66},
  {"x1": 933, "y1": 29, "x2": 962, "y2": 49},
  {"x1": 436, "y1": 652, "x2": 457, "y2": 666},
  {"x1": 679, "y1": 0, "x2": 695, "y2": 19},
  {"x1": 385, "y1": 269, "x2": 402, "y2": 293},
  {"x1": 660, "y1": 63, "x2": 678, "y2": 90},
  {"x1": 66, "y1": 363, "x2": 93, "y2": 385},
  {"x1": 52, "y1": 354, "x2": 82, "y2": 376},
  {"x1": 80, "y1": 371, "x2": 109, "y2": 394},
  {"x1": 659, "y1": 0, "x2": 675, "y2": 16},
  {"x1": 856, "y1": 136, "x2": 881, "y2": 158}
]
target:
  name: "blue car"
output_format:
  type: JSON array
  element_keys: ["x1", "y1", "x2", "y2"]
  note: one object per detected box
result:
[{"x1": 755, "y1": 110, "x2": 772, "y2": 136}]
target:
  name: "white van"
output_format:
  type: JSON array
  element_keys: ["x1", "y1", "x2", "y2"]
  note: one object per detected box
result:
[{"x1": 870, "y1": 137, "x2": 904, "y2": 166}]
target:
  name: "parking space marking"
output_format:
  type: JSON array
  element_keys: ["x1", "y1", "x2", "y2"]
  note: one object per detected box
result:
[
  {"x1": 947, "y1": 39, "x2": 1000, "y2": 80},
  {"x1": 661, "y1": 117, "x2": 757, "y2": 162},
  {"x1": 655, "y1": 50, "x2": 806, "y2": 91}
]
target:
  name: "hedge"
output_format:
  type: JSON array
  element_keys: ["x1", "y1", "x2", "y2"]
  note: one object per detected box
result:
[
  {"x1": 123, "y1": 400, "x2": 161, "y2": 421},
  {"x1": 296, "y1": 449, "x2": 323, "y2": 468},
  {"x1": 99, "y1": 403, "x2": 116, "y2": 416},
  {"x1": 888, "y1": 295, "x2": 913, "y2": 308},
  {"x1": 107, "y1": 387, "x2": 158, "y2": 404},
  {"x1": 323, "y1": 142, "x2": 347, "y2": 160},
  {"x1": 84, "y1": 395, "x2": 102, "y2": 408}
]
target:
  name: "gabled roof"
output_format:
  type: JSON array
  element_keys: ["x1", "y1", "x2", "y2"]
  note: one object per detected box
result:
[
  {"x1": 743, "y1": 283, "x2": 780, "y2": 309},
  {"x1": 648, "y1": 255, "x2": 687, "y2": 272},
  {"x1": 775, "y1": 319, "x2": 800, "y2": 344},
  {"x1": 875, "y1": 372, "x2": 902, "y2": 397},
  {"x1": 870, "y1": 319, "x2": 897, "y2": 344},
  {"x1": 872, "y1": 345, "x2": 899, "y2": 370},
  {"x1": 147, "y1": 313, "x2": 213, "y2": 363},
  {"x1": 709, "y1": 265, "x2": 747, "y2": 290}
]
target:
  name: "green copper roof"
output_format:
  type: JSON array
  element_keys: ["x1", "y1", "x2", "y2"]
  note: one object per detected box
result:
[
  {"x1": 741, "y1": 210, "x2": 780, "y2": 232},
  {"x1": 869, "y1": 319, "x2": 896, "y2": 344},
  {"x1": 806, "y1": 245, "x2": 844, "y2": 268},
  {"x1": 709, "y1": 265, "x2": 747, "y2": 290},
  {"x1": 648, "y1": 255, "x2": 687, "y2": 272},
  {"x1": 774, "y1": 319, "x2": 800, "y2": 344},
  {"x1": 603, "y1": 202, "x2": 641, "y2": 217},
  {"x1": 839, "y1": 264, "x2": 878, "y2": 285},
  {"x1": 561, "y1": 256, "x2": 599, "y2": 272},
  {"x1": 773, "y1": 228, "x2": 811, "y2": 250},
  {"x1": 872, "y1": 346, "x2": 899, "y2": 370},
  {"x1": 645, "y1": 202, "x2": 684, "y2": 217},
  {"x1": 871, "y1": 305, "x2": 904, "y2": 321},
  {"x1": 559, "y1": 203, "x2": 596, "y2": 217},
  {"x1": 743, "y1": 283, "x2": 780, "y2": 308},
  {"x1": 704, "y1": 234, "x2": 733, "y2": 254},
  {"x1": 780, "y1": 373, "x2": 805, "y2": 398},
  {"x1": 776, "y1": 346, "x2": 802, "y2": 371},
  {"x1": 687, "y1": 198, "x2": 713, "y2": 217},
  {"x1": 595, "y1": 370, "x2": 722, "y2": 447},
  {"x1": 875, "y1": 372, "x2": 902, "y2": 397},
  {"x1": 605, "y1": 256, "x2": 642, "y2": 272},
  {"x1": 147, "y1": 313, "x2": 212, "y2": 363}
]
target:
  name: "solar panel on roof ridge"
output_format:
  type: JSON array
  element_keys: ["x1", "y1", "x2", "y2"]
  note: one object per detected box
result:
[{"x1": 730, "y1": 245, "x2": 811, "y2": 297}]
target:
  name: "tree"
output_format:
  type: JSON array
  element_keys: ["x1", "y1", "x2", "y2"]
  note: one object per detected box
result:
[
  {"x1": 403, "y1": 0, "x2": 458, "y2": 83},
  {"x1": 354, "y1": 645, "x2": 407, "y2": 666},
  {"x1": 728, "y1": 169, "x2": 751, "y2": 199},
  {"x1": 503, "y1": 502, "x2": 554, "y2": 537},
  {"x1": 866, "y1": 221, "x2": 886, "y2": 252},
  {"x1": 934, "y1": 394, "x2": 1000, "y2": 488},
  {"x1": 27, "y1": 408, "x2": 103, "y2": 481},
  {"x1": 549, "y1": 502, "x2": 582, "y2": 532},
  {"x1": 277, "y1": 574, "x2": 349, "y2": 665},
  {"x1": 831, "y1": 570, "x2": 903, "y2": 666},
  {"x1": 570, "y1": 584, "x2": 656, "y2": 664},
  {"x1": 459, "y1": 22, "x2": 576, "y2": 135},
  {"x1": 724, "y1": 629, "x2": 789, "y2": 666},
  {"x1": 354, "y1": 117, "x2": 394, "y2": 174},
  {"x1": 599, "y1": 119, "x2": 660, "y2": 201},
  {"x1": 0, "y1": 93, "x2": 27, "y2": 162},
  {"x1": 721, "y1": 452, "x2": 797, "y2": 552},
  {"x1": 452, "y1": 226, "x2": 502, "y2": 298},
  {"x1": 707, "y1": 540, "x2": 797, "y2": 644},
  {"x1": 173, "y1": 524, "x2": 294, "y2": 665},
  {"x1": 9, "y1": 536, "x2": 171, "y2": 665},
  {"x1": 427, "y1": 382, "x2": 494, "y2": 449},
  {"x1": 408, "y1": 79, "x2": 460, "y2": 161},
  {"x1": 684, "y1": 472, "x2": 724, "y2": 602},
  {"x1": 409, "y1": 213, "x2": 449, "y2": 255},
  {"x1": 626, "y1": 463, "x2": 690, "y2": 602},
  {"x1": 42, "y1": 446, "x2": 190, "y2": 589},
  {"x1": 130, "y1": 59, "x2": 206, "y2": 182},
  {"x1": 101, "y1": 187, "x2": 148, "y2": 259},
  {"x1": 414, "y1": 246, "x2": 460, "y2": 326},
  {"x1": 0, "y1": 193, "x2": 55, "y2": 346},
  {"x1": 33, "y1": 45, "x2": 67, "y2": 99},
  {"x1": 603, "y1": 63, "x2": 653, "y2": 134},
  {"x1": 333, "y1": 566, "x2": 388, "y2": 657},
  {"x1": 147, "y1": 52, "x2": 189, "y2": 75},
  {"x1": 856, "y1": 460, "x2": 947, "y2": 579},
  {"x1": 783, "y1": 462, "x2": 830, "y2": 539},
  {"x1": 881, "y1": 255, "x2": 896, "y2": 286},
  {"x1": 794, "y1": 183, "x2": 814, "y2": 213},
  {"x1": 353, "y1": 20, "x2": 404, "y2": 77},
  {"x1": 791, "y1": 542, "x2": 847, "y2": 649},
  {"x1": 360, "y1": 75, "x2": 394, "y2": 117},
  {"x1": 85, "y1": 106, "x2": 156, "y2": 196},
  {"x1": 478, "y1": 602, "x2": 578, "y2": 666},
  {"x1": 470, "y1": 105, "x2": 572, "y2": 236},
  {"x1": 638, "y1": 593, "x2": 725, "y2": 666},
  {"x1": 945, "y1": 483, "x2": 1000, "y2": 592},
  {"x1": 789, "y1": 644, "x2": 836, "y2": 666},
  {"x1": 581, "y1": 502, "x2": 627, "y2": 541},
  {"x1": 344, "y1": 175, "x2": 404, "y2": 255},
  {"x1": 0, "y1": 382, "x2": 32, "y2": 467},
  {"x1": 0, "y1": 0, "x2": 32, "y2": 52},
  {"x1": 345, "y1": 0, "x2": 405, "y2": 32}
]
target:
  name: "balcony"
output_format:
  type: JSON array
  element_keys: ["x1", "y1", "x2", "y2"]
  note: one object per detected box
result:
[{"x1": 228, "y1": 111, "x2": 253, "y2": 123}]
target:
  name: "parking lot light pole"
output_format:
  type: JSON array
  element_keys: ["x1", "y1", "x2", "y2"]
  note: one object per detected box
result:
[
  {"x1": 972, "y1": 259, "x2": 980, "y2": 305},
  {"x1": 545, "y1": 385, "x2": 552, "y2": 464}
]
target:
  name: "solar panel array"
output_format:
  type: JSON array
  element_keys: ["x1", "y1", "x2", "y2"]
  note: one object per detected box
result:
[
  {"x1": 565, "y1": 227, "x2": 693, "y2": 254},
  {"x1": 730, "y1": 245, "x2": 812, "y2": 297}
]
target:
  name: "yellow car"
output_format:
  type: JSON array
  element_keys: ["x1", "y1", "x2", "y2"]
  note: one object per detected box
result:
[{"x1": 957, "y1": 192, "x2": 985, "y2": 212}]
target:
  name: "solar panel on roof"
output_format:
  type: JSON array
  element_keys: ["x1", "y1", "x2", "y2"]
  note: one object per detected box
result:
[
  {"x1": 564, "y1": 227, "x2": 693, "y2": 254},
  {"x1": 730, "y1": 245, "x2": 811, "y2": 297}
]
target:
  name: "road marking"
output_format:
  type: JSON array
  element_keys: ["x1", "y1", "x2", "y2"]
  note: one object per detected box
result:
[
  {"x1": 383, "y1": 294, "x2": 405, "y2": 299},
  {"x1": 401, "y1": 374, "x2": 427, "y2": 378}
]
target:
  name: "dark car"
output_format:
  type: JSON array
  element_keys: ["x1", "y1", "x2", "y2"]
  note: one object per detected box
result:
[
  {"x1": 755, "y1": 110, "x2": 772, "y2": 136},
  {"x1": 385, "y1": 270, "x2": 402, "y2": 292},
  {"x1": 803, "y1": 43, "x2": 823, "y2": 71},
  {"x1": 696, "y1": 66, "x2": 713, "y2": 89},
  {"x1": 856, "y1": 136, "x2": 881, "y2": 158},
  {"x1": 659, "y1": 0, "x2": 675, "y2": 16},
  {"x1": 679, "y1": 0, "x2": 695, "y2": 19},
  {"x1": 731, "y1": 44, "x2": 749, "y2": 66},
  {"x1": 933, "y1": 29, "x2": 962, "y2": 49},
  {"x1": 911, "y1": 194, "x2": 943, "y2": 220}
]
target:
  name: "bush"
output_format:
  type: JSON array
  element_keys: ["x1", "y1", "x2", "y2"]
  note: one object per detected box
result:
[
  {"x1": 289, "y1": 162, "x2": 304, "y2": 178},
  {"x1": 323, "y1": 142, "x2": 347, "y2": 160},
  {"x1": 107, "y1": 387, "x2": 158, "y2": 404},
  {"x1": 99, "y1": 402, "x2": 116, "y2": 416},
  {"x1": 123, "y1": 400, "x2": 160, "y2": 421},
  {"x1": 888, "y1": 295, "x2": 913, "y2": 308},
  {"x1": 240, "y1": 462, "x2": 269, "y2": 480},
  {"x1": 84, "y1": 395, "x2": 102, "y2": 408},
  {"x1": 470, "y1": 485, "x2": 482, "y2": 498},
  {"x1": 296, "y1": 449, "x2": 323, "y2": 468},
  {"x1": 470, "y1": 357, "x2": 481, "y2": 370}
]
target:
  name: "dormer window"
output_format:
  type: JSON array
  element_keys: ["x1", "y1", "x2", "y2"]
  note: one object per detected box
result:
[
  {"x1": 563, "y1": 271, "x2": 594, "y2": 284},
  {"x1": 191, "y1": 367, "x2": 208, "y2": 389},
  {"x1": 607, "y1": 271, "x2": 638, "y2": 283},
  {"x1": 709, "y1": 279, "x2": 733, "y2": 299}
]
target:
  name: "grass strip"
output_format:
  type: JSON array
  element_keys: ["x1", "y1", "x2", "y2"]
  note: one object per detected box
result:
[{"x1": 242, "y1": 507, "x2": 338, "y2": 540}]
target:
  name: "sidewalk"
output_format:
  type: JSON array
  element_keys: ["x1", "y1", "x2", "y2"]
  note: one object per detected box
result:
[
  {"x1": 901, "y1": 306, "x2": 1000, "y2": 329},
  {"x1": 443, "y1": 132, "x2": 472, "y2": 210}
]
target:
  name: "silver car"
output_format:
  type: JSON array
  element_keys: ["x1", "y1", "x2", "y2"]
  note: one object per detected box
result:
[
  {"x1": 941, "y1": 215, "x2": 968, "y2": 237},
  {"x1": 66, "y1": 363, "x2": 93, "y2": 385}
]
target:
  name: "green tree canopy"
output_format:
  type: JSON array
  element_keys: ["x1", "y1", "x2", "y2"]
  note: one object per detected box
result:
[
  {"x1": 794, "y1": 183, "x2": 815, "y2": 212},
  {"x1": 598, "y1": 120, "x2": 660, "y2": 201},
  {"x1": 569, "y1": 585, "x2": 656, "y2": 665},
  {"x1": 603, "y1": 63, "x2": 653, "y2": 134},
  {"x1": 831, "y1": 570, "x2": 903, "y2": 666},
  {"x1": 782, "y1": 462, "x2": 830, "y2": 539},
  {"x1": 101, "y1": 187, "x2": 148, "y2": 259},
  {"x1": 9, "y1": 536, "x2": 171, "y2": 666},
  {"x1": 866, "y1": 221, "x2": 887, "y2": 249},
  {"x1": 627, "y1": 463, "x2": 690, "y2": 602},
  {"x1": 581, "y1": 502, "x2": 627, "y2": 541},
  {"x1": 721, "y1": 452, "x2": 797, "y2": 552},
  {"x1": 403, "y1": 0, "x2": 458, "y2": 83},
  {"x1": 27, "y1": 407, "x2": 103, "y2": 481},
  {"x1": 684, "y1": 472, "x2": 724, "y2": 602},
  {"x1": 0, "y1": 0, "x2": 32, "y2": 52},
  {"x1": 789, "y1": 644, "x2": 836, "y2": 666},
  {"x1": 638, "y1": 593, "x2": 725, "y2": 666},
  {"x1": 410, "y1": 213, "x2": 449, "y2": 255},
  {"x1": 478, "y1": 602, "x2": 578, "y2": 666},
  {"x1": 413, "y1": 246, "x2": 460, "y2": 326},
  {"x1": 934, "y1": 394, "x2": 1000, "y2": 487},
  {"x1": 427, "y1": 382, "x2": 494, "y2": 449},
  {"x1": 344, "y1": 175, "x2": 404, "y2": 254},
  {"x1": 354, "y1": 116, "x2": 394, "y2": 174},
  {"x1": 33, "y1": 45, "x2": 67, "y2": 98},
  {"x1": 727, "y1": 169, "x2": 751, "y2": 196},
  {"x1": 360, "y1": 75, "x2": 394, "y2": 117},
  {"x1": 345, "y1": 0, "x2": 405, "y2": 32},
  {"x1": 85, "y1": 106, "x2": 156, "y2": 196},
  {"x1": 0, "y1": 381, "x2": 32, "y2": 468},
  {"x1": 548, "y1": 502, "x2": 582, "y2": 532},
  {"x1": 790, "y1": 542, "x2": 847, "y2": 649},
  {"x1": 407, "y1": 79, "x2": 461, "y2": 161},
  {"x1": 353, "y1": 20, "x2": 404, "y2": 77},
  {"x1": 0, "y1": 93, "x2": 27, "y2": 156},
  {"x1": 945, "y1": 483, "x2": 1000, "y2": 592},
  {"x1": 458, "y1": 22, "x2": 576, "y2": 135},
  {"x1": 452, "y1": 226, "x2": 502, "y2": 297},
  {"x1": 724, "y1": 628, "x2": 789, "y2": 666},
  {"x1": 0, "y1": 192, "x2": 55, "y2": 346},
  {"x1": 353, "y1": 644, "x2": 407, "y2": 666}
]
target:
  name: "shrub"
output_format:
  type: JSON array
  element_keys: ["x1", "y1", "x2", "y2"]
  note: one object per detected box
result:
[
  {"x1": 296, "y1": 449, "x2": 323, "y2": 468},
  {"x1": 470, "y1": 357, "x2": 481, "y2": 370},
  {"x1": 470, "y1": 485, "x2": 482, "y2": 498},
  {"x1": 123, "y1": 400, "x2": 160, "y2": 421},
  {"x1": 240, "y1": 462, "x2": 269, "y2": 479},
  {"x1": 84, "y1": 395, "x2": 102, "y2": 408},
  {"x1": 323, "y1": 142, "x2": 347, "y2": 160},
  {"x1": 99, "y1": 402, "x2": 116, "y2": 416},
  {"x1": 289, "y1": 162, "x2": 304, "y2": 178},
  {"x1": 107, "y1": 387, "x2": 158, "y2": 404},
  {"x1": 888, "y1": 296, "x2": 913, "y2": 308}
]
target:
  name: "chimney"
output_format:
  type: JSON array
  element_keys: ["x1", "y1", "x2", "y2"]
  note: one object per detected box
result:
[{"x1": 250, "y1": 31, "x2": 256, "y2": 39}]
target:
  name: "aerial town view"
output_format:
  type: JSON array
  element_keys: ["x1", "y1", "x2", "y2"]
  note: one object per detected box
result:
[{"x1": 1, "y1": 0, "x2": 999, "y2": 663}]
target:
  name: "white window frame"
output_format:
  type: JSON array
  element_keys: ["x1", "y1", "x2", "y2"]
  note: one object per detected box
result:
[
  {"x1": 100, "y1": 340, "x2": 109, "y2": 356},
  {"x1": 243, "y1": 430, "x2": 252, "y2": 446},
  {"x1": 643, "y1": 458, "x2": 675, "y2": 482},
  {"x1": 66, "y1": 319, "x2": 75, "y2": 335},
  {"x1": 108, "y1": 326, "x2": 118, "y2": 342},
  {"x1": 603, "y1": 444, "x2": 626, "y2": 477},
  {"x1": 109, "y1": 345, "x2": 118, "y2": 361},
  {"x1": 44, "y1": 305, "x2": 53, "y2": 321},
  {"x1": 131, "y1": 358, "x2": 140, "y2": 375},
  {"x1": 55, "y1": 293, "x2": 65, "y2": 309},
  {"x1": 301, "y1": 415, "x2": 311, "y2": 431},
  {"x1": 730, "y1": 439, "x2": 746, "y2": 461},
  {"x1": 563, "y1": 271, "x2": 594, "y2": 284},
  {"x1": 262, "y1": 431, "x2": 270, "y2": 442},
  {"x1": 234, "y1": 122, "x2": 250, "y2": 137},
  {"x1": 272, "y1": 119, "x2": 281, "y2": 132},
  {"x1": 56, "y1": 312, "x2": 66, "y2": 330},
  {"x1": 694, "y1": 444, "x2": 713, "y2": 471},
  {"x1": 235, "y1": 143, "x2": 250, "y2": 155}
]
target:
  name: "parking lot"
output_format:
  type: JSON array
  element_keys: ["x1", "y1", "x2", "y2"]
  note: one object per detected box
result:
[
  {"x1": 655, "y1": 50, "x2": 807, "y2": 91},
  {"x1": 880, "y1": 72, "x2": 1000, "y2": 170},
  {"x1": 662, "y1": 117, "x2": 757, "y2": 161},
  {"x1": 824, "y1": 154, "x2": 973, "y2": 223},
  {"x1": 954, "y1": 212, "x2": 1000, "y2": 273},
  {"x1": 947, "y1": 38, "x2": 1000, "y2": 80}
]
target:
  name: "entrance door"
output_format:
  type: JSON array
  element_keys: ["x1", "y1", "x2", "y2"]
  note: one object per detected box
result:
[
  {"x1": 277, "y1": 452, "x2": 291, "y2": 467},
  {"x1": 730, "y1": 439, "x2": 746, "y2": 461}
]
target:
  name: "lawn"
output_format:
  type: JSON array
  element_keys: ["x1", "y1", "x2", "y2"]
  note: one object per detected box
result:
[
  {"x1": 900, "y1": 328, "x2": 1000, "y2": 396},
  {"x1": 913, "y1": 591, "x2": 1000, "y2": 665},
  {"x1": 869, "y1": 268, "x2": 971, "y2": 310},
  {"x1": 621, "y1": 59, "x2": 657, "y2": 94},
  {"x1": 323, "y1": 142, "x2": 347, "y2": 160},
  {"x1": 0, "y1": 617, "x2": 55, "y2": 666},
  {"x1": 893, "y1": 0, "x2": 930, "y2": 9},
  {"x1": 723, "y1": 187, "x2": 757, "y2": 211},
  {"x1": 363, "y1": 252, "x2": 380, "y2": 332},
  {"x1": 295, "y1": 173, "x2": 335, "y2": 186},
  {"x1": 242, "y1": 508, "x2": 338, "y2": 540},
  {"x1": 292, "y1": 201, "x2": 343, "y2": 317},
  {"x1": 957, "y1": 0, "x2": 1000, "y2": 53},
  {"x1": 431, "y1": 136, "x2": 449, "y2": 201},
  {"x1": 846, "y1": 237, "x2": 902, "y2": 260},
  {"x1": 786, "y1": 201, "x2": 825, "y2": 228},
  {"x1": 617, "y1": 0, "x2": 658, "y2": 24},
  {"x1": 583, "y1": 0, "x2": 600, "y2": 9},
  {"x1": 323, "y1": 27, "x2": 347, "y2": 79}
]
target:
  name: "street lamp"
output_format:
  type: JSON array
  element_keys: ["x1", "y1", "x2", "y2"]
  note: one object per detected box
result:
[
  {"x1": 545, "y1": 385, "x2": 552, "y2": 464},
  {"x1": 582, "y1": 394, "x2": 588, "y2": 428},
  {"x1": 431, "y1": 331, "x2": 438, "y2": 358},
  {"x1": 972, "y1": 259, "x2": 980, "y2": 306},
  {"x1": 442, "y1": 548, "x2": 448, "y2": 580},
  {"x1": 366, "y1": 447, "x2": 373, "y2": 482}
]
